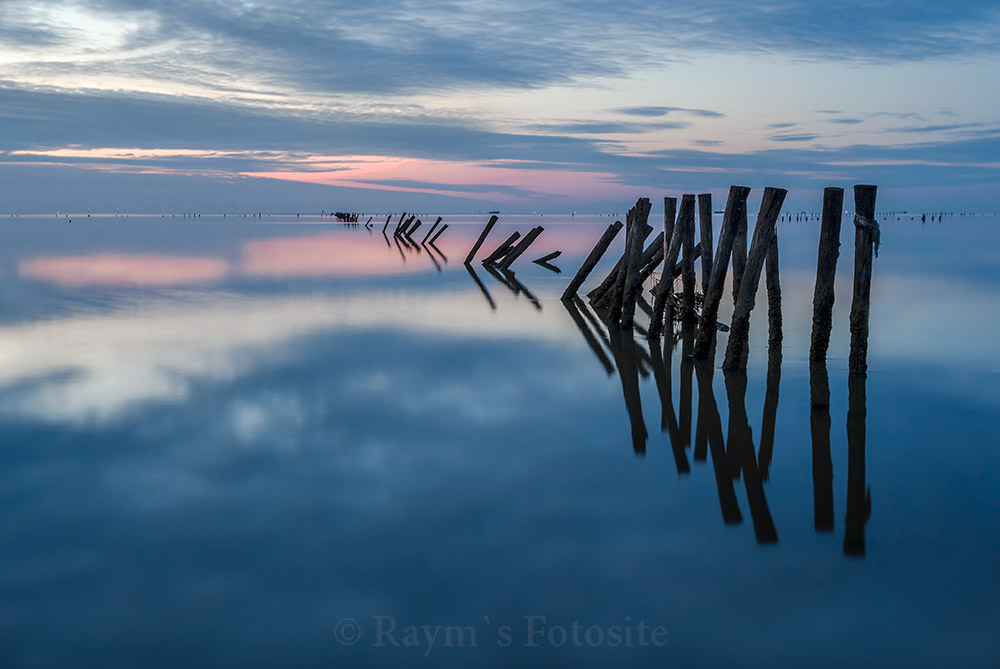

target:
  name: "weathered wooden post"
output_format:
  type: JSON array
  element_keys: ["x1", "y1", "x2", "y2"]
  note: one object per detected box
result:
[
  {"x1": 561, "y1": 221, "x2": 623, "y2": 300},
  {"x1": 422, "y1": 216, "x2": 443, "y2": 244},
  {"x1": 647, "y1": 197, "x2": 687, "y2": 339},
  {"x1": 765, "y1": 232, "x2": 782, "y2": 350},
  {"x1": 620, "y1": 198, "x2": 652, "y2": 329},
  {"x1": 406, "y1": 218, "x2": 422, "y2": 239},
  {"x1": 383, "y1": 215, "x2": 392, "y2": 234},
  {"x1": 680, "y1": 198, "x2": 697, "y2": 324},
  {"x1": 809, "y1": 187, "x2": 845, "y2": 362},
  {"x1": 731, "y1": 202, "x2": 748, "y2": 301},
  {"x1": 428, "y1": 223, "x2": 448, "y2": 245},
  {"x1": 464, "y1": 215, "x2": 498, "y2": 264},
  {"x1": 849, "y1": 185, "x2": 878, "y2": 376},
  {"x1": 587, "y1": 218, "x2": 653, "y2": 305},
  {"x1": 483, "y1": 231, "x2": 521, "y2": 265},
  {"x1": 698, "y1": 193, "x2": 713, "y2": 290},
  {"x1": 721, "y1": 187, "x2": 787, "y2": 371},
  {"x1": 393, "y1": 212, "x2": 408, "y2": 235},
  {"x1": 497, "y1": 226, "x2": 544, "y2": 271},
  {"x1": 693, "y1": 186, "x2": 750, "y2": 359}
]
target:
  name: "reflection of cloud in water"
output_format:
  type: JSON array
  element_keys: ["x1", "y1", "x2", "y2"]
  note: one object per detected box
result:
[
  {"x1": 241, "y1": 234, "x2": 415, "y2": 277},
  {"x1": 0, "y1": 291, "x2": 574, "y2": 425},
  {"x1": 19, "y1": 253, "x2": 230, "y2": 286}
]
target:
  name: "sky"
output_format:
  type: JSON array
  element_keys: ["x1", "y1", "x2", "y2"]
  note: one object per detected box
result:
[{"x1": 1, "y1": 0, "x2": 999, "y2": 214}]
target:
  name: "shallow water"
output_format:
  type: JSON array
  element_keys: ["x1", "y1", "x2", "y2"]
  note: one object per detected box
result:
[{"x1": 0, "y1": 210, "x2": 997, "y2": 667}]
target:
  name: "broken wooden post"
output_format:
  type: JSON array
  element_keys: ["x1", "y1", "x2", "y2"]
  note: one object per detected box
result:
[
  {"x1": 698, "y1": 193, "x2": 713, "y2": 291},
  {"x1": 422, "y1": 216, "x2": 443, "y2": 244},
  {"x1": 393, "y1": 212, "x2": 408, "y2": 235},
  {"x1": 483, "y1": 231, "x2": 521, "y2": 265},
  {"x1": 587, "y1": 218, "x2": 653, "y2": 304},
  {"x1": 721, "y1": 187, "x2": 786, "y2": 371},
  {"x1": 533, "y1": 250, "x2": 561, "y2": 265},
  {"x1": 647, "y1": 196, "x2": 687, "y2": 339},
  {"x1": 620, "y1": 198, "x2": 652, "y2": 329},
  {"x1": 765, "y1": 232, "x2": 782, "y2": 350},
  {"x1": 693, "y1": 186, "x2": 750, "y2": 359},
  {"x1": 731, "y1": 202, "x2": 748, "y2": 301},
  {"x1": 497, "y1": 226, "x2": 544, "y2": 271},
  {"x1": 849, "y1": 185, "x2": 878, "y2": 376},
  {"x1": 382, "y1": 215, "x2": 391, "y2": 234},
  {"x1": 809, "y1": 187, "x2": 845, "y2": 362},
  {"x1": 464, "y1": 215, "x2": 498, "y2": 264},
  {"x1": 680, "y1": 197, "x2": 697, "y2": 324},
  {"x1": 561, "y1": 220, "x2": 623, "y2": 300},
  {"x1": 406, "y1": 218, "x2": 422, "y2": 239},
  {"x1": 428, "y1": 223, "x2": 448, "y2": 245}
]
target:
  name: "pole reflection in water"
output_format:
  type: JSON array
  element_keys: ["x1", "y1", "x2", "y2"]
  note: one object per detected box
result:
[
  {"x1": 810, "y1": 360, "x2": 835, "y2": 532},
  {"x1": 694, "y1": 356, "x2": 743, "y2": 524},
  {"x1": 607, "y1": 326, "x2": 648, "y2": 455},
  {"x1": 465, "y1": 264, "x2": 496, "y2": 311},
  {"x1": 844, "y1": 372, "x2": 871, "y2": 556},
  {"x1": 757, "y1": 346, "x2": 782, "y2": 480},
  {"x1": 724, "y1": 369, "x2": 779, "y2": 544},
  {"x1": 648, "y1": 331, "x2": 689, "y2": 474},
  {"x1": 562, "y1": 297, "x2": 615, "y2": 376}
]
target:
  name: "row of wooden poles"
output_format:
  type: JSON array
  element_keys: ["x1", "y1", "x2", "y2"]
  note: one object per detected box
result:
[{"x1": 547, "y1": 184, "x2": 879, "y2": 375}]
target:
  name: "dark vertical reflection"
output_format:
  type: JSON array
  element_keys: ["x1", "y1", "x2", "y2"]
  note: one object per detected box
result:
[
  {"x1": 427, "y1": 246, "x2": 443, "y2": 272},
  {"x1": 608, "y1": 328, "x2": 648, "y2": 455},
  {"x1": 844, "y1": 372, "x2": 871, "y2": 556},
  {"x1": 757, "y1": 346, "x2": 782, "y2": 480},
  {"x1": 678, "y1": 324, "x2": 695, "y2": 450},
  {"x1": 382, "y1": 230, "x2": 391, "y2": 247},
  {"x1": 648, "y1": 334, "x2": 689, "y2": 473},
  {"x1": 694, "y1": 357, "x2": 742, "y2": 524},
  {"x1": 500, "y1": 269, "x2": 542, "y2": 311},
  {"x1": 465, "y1": 264, "x2": 496, "y2": 311},
  {"x1": 810, "y1": 360, "x2": 835, "y2": 532},
  {"x1": 724, "y1": 370, "x2": 778, "y2": 544},
  {"x1": 563, "y1": 298, "x2": 614, "y2": 375},
  {"x1": 393, "y1": 234, "x2": 407, "y2": 261}
]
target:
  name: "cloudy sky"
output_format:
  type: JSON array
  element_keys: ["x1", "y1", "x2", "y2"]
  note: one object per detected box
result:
[{"x1": 2, "y1": 0, "x2": 998, "y2": 213}]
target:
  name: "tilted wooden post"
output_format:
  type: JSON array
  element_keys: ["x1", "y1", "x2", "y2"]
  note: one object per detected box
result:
[
  {"x1": 620, "y1": 198, "x2": 652, "y2": 330},
  {"x1": 698, "y1": 193, "x2": 713, "y2": 291},
  {"x1": 561, "y1": 221, "x2": 623, "y2": 300},
  {"x1": 721, "y1": 187, "x2": 787, "y2": 371},
  {"x1": 464, "y1": 215, "x2": 498, "y2": 264},
  {"x1": 483, "y1": 231, "x2": 521, "y2": 265},
  {"x1": 693, "y1": 186, "x2": 750, "y2": 359},
  {"x1": 428, "y1": 223, "x2": 448, "y2": 244},
  {"x1": 849, "y1": 185, "x2": 878, "y2": 376},
  {"x1": 809, "y1": 187, "x2": 845, "y2": 362},
  {"x1": 497, "y1": 226, "x2": 544, "y2": 271},
  {"x1": 423, "y1": 216, "x2": 443, "y2": 244},
  {"x1": 731, "y1": 202, "x2": 748, "y2": 301},
  {"x1": 765, "y1": 232, "x2": 782, "y2": 350},
  {"x1": 647, "y1": 197, "x2": 683, "y2": 339}
]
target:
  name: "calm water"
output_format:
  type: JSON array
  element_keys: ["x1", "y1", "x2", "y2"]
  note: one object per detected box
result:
[{"x1": 0, "y1": 210, "x2": 997, "y2": 667}]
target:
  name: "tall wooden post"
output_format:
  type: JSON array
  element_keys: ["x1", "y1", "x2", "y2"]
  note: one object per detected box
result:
[
  {"x1": 849, "y1": 185, "x2": 878, "y2": 376},
  {"x1": 809, "y1": 187, "x2": 845, "y2": 362},
  {"x1": 562, "y1": 221, "x2": 623, "y2": 300},
  {"x1": 698, "y1": 193, "x2": 713, "y2": 291}
]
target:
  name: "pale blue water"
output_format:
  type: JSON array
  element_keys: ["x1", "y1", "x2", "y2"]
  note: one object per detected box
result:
[{"x1": 0, "y1": 210, "x2": 997, "y2": 667}]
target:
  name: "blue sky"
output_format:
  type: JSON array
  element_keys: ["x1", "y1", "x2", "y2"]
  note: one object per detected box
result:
[{"x1": 1, "y1": 0, "x2": 998, "y2": 213}]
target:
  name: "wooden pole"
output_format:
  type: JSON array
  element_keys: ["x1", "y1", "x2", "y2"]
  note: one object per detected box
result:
[
  {"x1": 765, "y1": 232, "x2": 782, "y2": 350},
  {"x1": 393, "y1": 212, "x2": 408, "y2": 236},
  {"x1": 731, "y1": 202, "x2": 748, "y2": 301},
  {"x1": 680, "y1": 197, "x2": 697, "y2": 324},
  {"x1": 533, "y1": 250, "x2": 561, "y2": 264},
  {"x1": 809, "y1": 187, "x2": 845, "y2": 362},
  {"x1": 693, "y1": 186, "x2": 751, "y2": 359},
  {"x1": 382, "y1": 215, "x2": 391, "y2": 234},
  {"x1": 483, "y1": 231, "x2": 521, "y2": 265},
  {"x1": 587, "y1": 219, "x2": 652, "y2": 303},
  {"x1": 422, "y1": 216, "x2": 443, "y2": 244},
  {"x1": 849, "y1": 185, "x2": 878, "y2": 376},
  {"x1": 406, "y1": 219, "x2": 422, "y2": 239},
  {"x1": 647, "y1": 196, "x2": 688, "y2": 339},
  {"x1": 497, "y1": 226, "x2": 544, "y2": 271},
  {"x1": 698, "y1": 193, "x2": 713, "y2": 291},
  {"x1": 620, "y1": 198, "x2": 652, "y2": 330},
  {"x1": 428, "y1": 223, "x2": 448, "y2": 245},
  {"x1": 464, "y1": 215, "x2": 498, "y2": 264},
  {"x1": 561, "y1": 221, "x2": 623, "y2": 300},
  {"x1": 722, "y1": 187, "x2": 787, "y2": 371}
]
